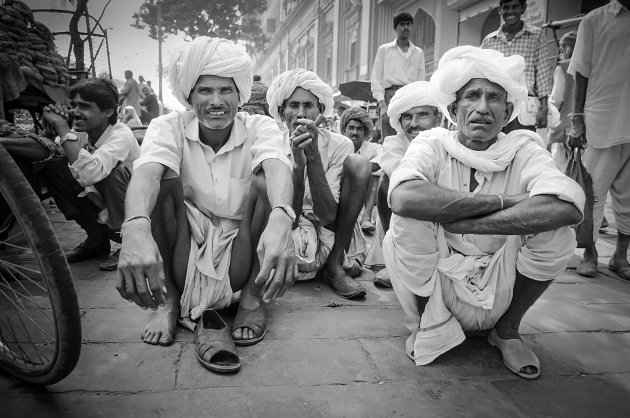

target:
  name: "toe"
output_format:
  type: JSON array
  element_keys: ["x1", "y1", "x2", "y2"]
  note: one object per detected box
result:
[
  {"x1": 149, "y1": 331, "x2": 161, "y2": 345},
  {"x1": 232, "y1": 328, "x2": 243, "y2": 340},
  {"x1": 143, "y1": 331, "x2": 155, "y2": 344},
  {"x1": 159, "y1": 335, "x2": 172, "y2": 346}
]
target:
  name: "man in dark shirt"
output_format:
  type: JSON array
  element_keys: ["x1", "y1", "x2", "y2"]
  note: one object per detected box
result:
[{"x1": 140, "y1": 86, "x2": 159, "y2": 124}]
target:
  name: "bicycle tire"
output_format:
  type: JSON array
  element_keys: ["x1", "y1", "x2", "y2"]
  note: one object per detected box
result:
[{"x1": 0, "y1": 144, "x2": 81, "y2": 385}]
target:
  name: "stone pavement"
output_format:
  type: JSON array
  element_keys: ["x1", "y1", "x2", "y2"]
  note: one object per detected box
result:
[{"x1": 2, "y1": 201, "x2": 630, "y2": 418}]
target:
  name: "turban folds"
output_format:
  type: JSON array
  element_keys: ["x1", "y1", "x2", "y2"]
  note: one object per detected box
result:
[
  {"x1": 429, "y1": 45, "x2": 528, "y2": 124},
  {"x1": 168, "y1": 36, "x2": 253, "y2": 109},
  {"x1": 387, "y1": 81, "x2": 438, "y2": 134},
  {"x1": 340, "y1": 107, "x2": 373, "y2": 137},
  {"x1": 267, "y1": 69, "x2": 334, "y2": 125}
]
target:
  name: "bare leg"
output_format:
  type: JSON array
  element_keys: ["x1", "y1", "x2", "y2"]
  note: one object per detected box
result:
[
  {"x1": 577, "y1": 241, "x2": 598, "y2": 277},
  {"x1": 324, "y1": 154, "x2": 370, "y2": 297},
  {"x1": 360, "y1": 174, "x2": 379, "y2": 231},
  {"x1": 142, "y1": 177, "x2": 190, "y2": 346},
  {"x1": 376, "y1": 174, "x2": 391, "y2": 232},
  {"x1": 493, "y1": 270, "x2": 551, "y2": 376},
  {"x1": 611, "y1": 232, "x2": 630, "y2": 270}
]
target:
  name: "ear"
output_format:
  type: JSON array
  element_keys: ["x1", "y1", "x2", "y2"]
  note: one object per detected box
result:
[
  {"x1": 503, "y1": 102, "x2": 515, "y2": 127},
  {"x1": 447, "y1": 102, "x2": 457, "y2": 122},
  {"x1": 434, "y1": 110, "x2": 443, "y2": 127},
  {"x1": 105, "y1": 108, "x2": 115, "y2": 119},
  {"x1": 278, "y1": 105, "x2": 286, "y2": 122}
]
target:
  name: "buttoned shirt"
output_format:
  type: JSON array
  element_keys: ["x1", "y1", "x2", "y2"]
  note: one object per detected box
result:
[
  {"x1": 370, "y1": 39, "x2": 426, "y2": 102},
  {"x1": 135, "y1": 111, "x2": 291, "y2": 231},
  {"x1": 286, "y1": 129, "x2": 353, "y2": 221},
  {"x1": 68, "y1": 122, "x2": 140, "y2": 187},
  {"x1": 481, "y1": 22, "x2": 552, "y2": 99},
  {"x1": 568, "y1": 1, "x2": 630, "y2": 148}
]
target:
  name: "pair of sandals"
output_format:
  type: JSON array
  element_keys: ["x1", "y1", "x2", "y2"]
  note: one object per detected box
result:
[{"x1": 195, "y1": 306, "x2": 266, "y2": 374}]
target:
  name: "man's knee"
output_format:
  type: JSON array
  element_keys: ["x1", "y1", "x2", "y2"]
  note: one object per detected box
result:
[
  {"x1": 517, "y1": 226, "x2": 576, "y2": 281},
  {"x1": 343, "y1": 154, "x2": 371, "y2": 183}
]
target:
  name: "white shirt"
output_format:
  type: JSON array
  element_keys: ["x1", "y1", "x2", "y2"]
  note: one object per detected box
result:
[
  {"x1": 370, "y1": 39, "x2": 426, "y2": 102},
  {"x1": 69, "y1": 122, "x2": 140, "y2": 187},
  {"x1": 135, "y1": 111, "x2": 291, "y2": 231},
  {"x1": 379, "y1": 133, "x2": 412, "y2": 178},
  {"x1": 568, "y1": 1, "x2": 630, "y2": 148}
]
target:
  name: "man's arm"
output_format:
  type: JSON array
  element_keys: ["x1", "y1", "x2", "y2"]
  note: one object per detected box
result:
[
  {"x1": 568, "y1": 72, "x2": 588, "y2": 148},
  {"x1": 370, "y1": 46, "x2": 386, "y2": 104},
  {"x1": 291, "y1": 163, "x2": 306, "y2": 227},
  {"x1": 42, "y1": 103, "x2": 81, "y2": 163},
  {"x1": 535, "y1": 31, "x2": 553, "y2": 128}
]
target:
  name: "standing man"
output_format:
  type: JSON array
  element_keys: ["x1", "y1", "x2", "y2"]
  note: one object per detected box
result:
[
  {"x1": 117, "y1": 37, "x2": 296, "y2": 373},
  {"x1": 481, "y1": 0, "x2": 552, "y2": 132},
  {"x1": 568, "y1": 0, "x2": 630, "y2": 279},
  {"x1": 371, "y1": 12, "x2": 426, "y2": 139},
  {"x1": 119, "y1": 70, "x2": 142, "y2": 118}
]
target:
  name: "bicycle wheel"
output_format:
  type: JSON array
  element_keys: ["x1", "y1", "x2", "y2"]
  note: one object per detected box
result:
[{"x1": 0, "y1": 144, "x2": 81, "y2": 385}]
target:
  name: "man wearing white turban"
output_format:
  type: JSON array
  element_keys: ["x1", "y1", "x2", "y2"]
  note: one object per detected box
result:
[
  {"x1": 382, "y1": 45, "x2": 585, "y2": 379},
  {"x1": 267, "y1": 69, "x2": 372, "y2": 299},
  {"x1": 367, "y1": 81, "x2": 444, "y2": 288},
  {"x1": 117, "y1": 37, "x2": 296, "y2": 374}
]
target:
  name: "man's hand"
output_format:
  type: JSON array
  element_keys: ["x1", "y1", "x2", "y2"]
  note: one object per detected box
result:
[
  {"x1": 116, "y1": 219, "x2": 167, "y2": 310},
  {"x1": 535, "y1": 106, "x2": 548, "y2": 128},
  {"x1": 568, "y1": 115, "x2": 587, "y2": 149},
  {"x1": 254, "y1": 210, "x2": 297, "y2": 303},
  {"x1": 291, "y1": 115, "x2": 325, "y2": 165},
  {"x1": 379, "y1": 100, "x2": 388, "y2": 117},
  {"x1": 42, "y1": 103, "x2": 71, "y2": 136}
]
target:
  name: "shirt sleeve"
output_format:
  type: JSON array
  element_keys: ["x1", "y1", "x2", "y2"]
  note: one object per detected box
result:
[
  {"x1": 550, "y1": 65, "x2": 566, "y2": 110},
  {"x1": 380, "y1": 136, "x2": 407, "y2": 178},
  {"x1": 417, "y1": 48, "x2": 426, "y2": 82},
  {"x1": 70, "y1": 129, "x2": 133, "y2": 187},
  {"x1": 326, "y1": 135, "x2": 353, "y2": 202},
  {"x1": 567, "y1": 17, "x2": 593, "y2": 78},
  {"x1": 387, "y1": 136, "x2": 442, "y2": 206},
  {"x1": 120, "y1": 79, "x2": 131, "y2": 96},
  {"x1": 250, "y1": 115, "x2": 292, "y2": 173},
  {"x1": 371, "y1": 46, "x2": 386, "y2": 102},
  {"x1": 535, "y1": 31, "x2": 553, "y2": 98},
  {"x1": 133, "y1": 115, "x2": 182, "y2": 175}
]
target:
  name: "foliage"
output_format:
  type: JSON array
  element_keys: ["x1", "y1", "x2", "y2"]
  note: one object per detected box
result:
[{"x1": 132, "y1": 0, "x2": 268, "y2": 49}]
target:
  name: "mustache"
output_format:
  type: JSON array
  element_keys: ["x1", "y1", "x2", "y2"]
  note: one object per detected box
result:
[{"x1": 468, "y1": 115, "x2": 494, "y2": 123}]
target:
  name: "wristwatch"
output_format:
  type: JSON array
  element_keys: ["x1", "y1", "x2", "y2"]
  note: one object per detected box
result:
[
  {"x1": 59, "y1": 132, "x2": 78, "y2": 146},
  {"x1": 272, "y1": 204, "x2": 296, "y2": 223}
]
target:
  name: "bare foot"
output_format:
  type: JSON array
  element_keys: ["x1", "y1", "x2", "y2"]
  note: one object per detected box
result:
[
  {"x1": 232, "y1": 288, "x2": 264, "y2": 342},
  {"x1": 142, "y1": 308, "x2": 179, "y2": 346}
]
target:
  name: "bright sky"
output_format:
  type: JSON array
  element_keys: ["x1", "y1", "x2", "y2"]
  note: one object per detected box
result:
[{"x1": 25, "y1": 0, "x2": 187, "y2": 110}]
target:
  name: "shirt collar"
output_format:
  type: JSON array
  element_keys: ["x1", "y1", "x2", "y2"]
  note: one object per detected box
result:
[
  {"x1": 185, "y1": 112, "x2": 247, "y2": 156},
  {"x1": 390, "y1": 39, "x2": 416, "y2": 50},
  {"x1": 495, "y1": 21, "x2": 535, "y2": 41},
  {"x1": 92, "y1": 123, "x2": 115, "y2": 149},
  {"x1": 610, "y1": 0, "x2": 626, "y2": 16}
]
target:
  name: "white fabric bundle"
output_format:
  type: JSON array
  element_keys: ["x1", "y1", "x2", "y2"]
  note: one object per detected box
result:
[
  {"x1": 387, "y1": 81, "x2": 437, "y2": 134},
  {"x1": 430, "y1": 45, "x2": 528, "y2": 124},
  {"x1": 267, "y1": 68, "x2": 334, "y2": 124},
  {"x1": 168, "y1": 36, "x2": 253, "y2": 109}
]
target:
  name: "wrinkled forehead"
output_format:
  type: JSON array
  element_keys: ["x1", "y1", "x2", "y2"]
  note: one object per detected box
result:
[
  {"x1": 286, "y1": 86, "x2": 320, "y2": 105},
  {"x1": 456, "y1": 78, "x2": 508, "y2": 99},
  {"x1": 346, "y1": 119, "x2": 366, "y2": 129},
  {"x1": 191, "y1": 74, "x2": 237, "y2": 92},
  {"x1": 401, "y1": 105, "x2": 438, "y2": 116}
]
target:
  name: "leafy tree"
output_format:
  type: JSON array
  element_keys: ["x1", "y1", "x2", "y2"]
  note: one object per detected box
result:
[{"x1": 132, "y1": 0, "x2": 268, "y2": 50}]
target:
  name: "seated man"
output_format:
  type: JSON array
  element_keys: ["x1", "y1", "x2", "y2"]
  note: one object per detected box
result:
[
  {"x1": 367, "y1": 81, "x2": 443, "y2": 287},
  {"x1": 140, "y1": 86, "x2": 160, "y2": 124},
  {"x1": 383, "y1": 46, "x2": 584, "y2": 379},
  {"x1": 339, "y1": 107, "x2": 381, "y2": 234},
  {"x1": 267, "y1": 69, "x2": 371, "y2": 299},
  {"x1": 1, "y1": 78, "x2": 140, "y2": 271},
  {"x1": 117, "y1": 37, "x2": 296, "y2": 373}
]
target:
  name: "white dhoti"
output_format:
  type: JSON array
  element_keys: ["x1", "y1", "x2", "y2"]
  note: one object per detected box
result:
[
  {"x1": 383, "y1": 215, "x2": 576, "y2": 366},
  {"x1": 179, "y1": 201, "x2": 240, "y2": 323},
  {"x1": 293, "y1": 216, "x2": 367, "y2": 281}
]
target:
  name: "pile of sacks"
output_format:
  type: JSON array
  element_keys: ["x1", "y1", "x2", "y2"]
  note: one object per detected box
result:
[{"x1": 0, "y1": 0, "x2": 70, "y2": 88}]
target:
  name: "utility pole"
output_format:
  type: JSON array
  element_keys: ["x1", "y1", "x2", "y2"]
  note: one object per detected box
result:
[
  {"x1": 104, "y1": 28, "x2": 112, "y2": 79},
  {"x1": 157, "y1": 3, "x2": 163, "y2": 103}
]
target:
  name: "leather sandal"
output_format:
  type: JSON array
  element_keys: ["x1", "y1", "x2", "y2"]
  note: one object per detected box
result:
[
  {"x1": 320, "y1": 266, "x2": 366, "y2": 299},
  {"x1": 232, "y1": 305, "x2": 267, "y2": 347},
  {"x1": 196, "y1": 309, "x2": 241, "y2": 373},
  {"x1": 488, "y1": 329, "x2": 540, "y2": 380},
  {"x1": 608, "y1": 259, "x2": 630, "y2": 281},
  {"x1": 373, "y1": 268, "x2": 392, "y2": 288},
  {"x1": 66, "y1": 239, "x2": 110, "y2": 263}
]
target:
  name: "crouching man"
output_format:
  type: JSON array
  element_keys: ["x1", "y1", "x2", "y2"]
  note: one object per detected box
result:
[
  {"x1": 267, "y1": 69, "x2": 372, "y2": 299},
  {"x1": 117, "y1": 37, "x2": 296, "y2": 373},
  {"x1": 383, "y1": 46, "x2": 584, "y2": 379}
]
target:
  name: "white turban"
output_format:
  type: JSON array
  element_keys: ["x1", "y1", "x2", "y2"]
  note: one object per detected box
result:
[
  {"x1": 430, "y1": 45, "x2": 528, "y2": 124},
  {"x1": 267, "y1": 69, "x2": 334, "y2": 125},
  {"x1": 387, "y1": 81, "x2": 438, "y2": 134},
  {"x1": 168, "y1": 36, "x2": 253, "y2": 109}
]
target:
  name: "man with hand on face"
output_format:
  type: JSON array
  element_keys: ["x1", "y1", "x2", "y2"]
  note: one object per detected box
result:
[
  {"x1": 368, "y1": 81, "x2": 443, "y2": 288},
  {"x1": 481, "y1": 0, "x2": 552, "y2": 133},
  {"x1": 267, "y1": 69, "x2": 372, "y2": 299},
  {"x1": 383, "y1": 46, "x2": 584, "y2": 379},
  {"x1": 339, "y1": 107, "x2": 382, "y2": 234},
  {"x1": 117, "y1": 37, "x2": 296, "y2": 373}
]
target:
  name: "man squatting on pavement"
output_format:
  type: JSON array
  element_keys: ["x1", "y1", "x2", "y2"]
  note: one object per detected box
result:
[
  {"x1": 369, "y1": 81, "x2": 444, "y2": 287},
  {"x1": 116, "y1": 37, "x2": 297, "y2": 373},
  {"x1": 0, "y1": 78, "x2": 139, "y2": 271},
  {"x1": 267, "y1": 69, "x2": 372, "y2": 299},
  {"x1": 383, "y1": 46, "x2": 585, "y2": 379}
]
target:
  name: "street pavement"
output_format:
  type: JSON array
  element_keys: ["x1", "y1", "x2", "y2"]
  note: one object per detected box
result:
[{"x1": 2, "y1": 201, "x2": 630, "y2": 418}]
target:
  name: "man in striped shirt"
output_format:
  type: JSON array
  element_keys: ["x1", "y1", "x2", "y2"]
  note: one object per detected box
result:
[{"x1": 481, "y1": 0, "x2": 552, "y2": 133}]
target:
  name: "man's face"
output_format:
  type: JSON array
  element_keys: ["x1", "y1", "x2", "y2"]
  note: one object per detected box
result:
[
  {"x1": 559, "y1": 44, "x2": 573, "y2": 60},
  {"x1": 395, "y1": 21, "x2": 412, "y2": 40},
  {"x1": 190, "y1": 75, "x2": 239, "y2": 130},
  {"x1": 448, "y1": 78, "x2": 512, "y2": 150},
  {"x1": 69, "y1": 94, "x2": 111, "y2": 133},
  {"x1": 281, "y1": 87, "x2": 321, "y2": 131},
  {"x1": 500, "y1": 0, "x2": 525, "y2": 26},
  {"x1": 344, "y1": 119, "x2": 366, "y2": 150},
  {"x1": 400, "y1": 106, "x2": 440, "y2": 141}
]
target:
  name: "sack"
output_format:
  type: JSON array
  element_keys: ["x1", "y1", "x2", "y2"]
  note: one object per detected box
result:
[
  {"x1": 517, "y1": 96, "x2": 539, "y2": 127},
  {"x1": 565, "y1": 147, "x2": 593, "y2": 248}
]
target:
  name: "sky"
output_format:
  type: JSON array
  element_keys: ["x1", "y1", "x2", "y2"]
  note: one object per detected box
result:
[{"x1": 25, "y1": 0, "x2": 187, "y2": 110}]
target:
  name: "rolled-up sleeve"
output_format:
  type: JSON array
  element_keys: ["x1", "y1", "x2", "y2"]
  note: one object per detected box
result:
[
  {"x1": 70, "y1": 132, "x2": 131, "y2": 187},
  {"x1": 567, "y1": 18, "x2": 593, "y2": 78},
  {"x1": 249, "y1": 115, "x2": 292, "y2": 173},
  {"x1": 388, "y1": 137, "x2": 441, "y2": 206},
  {"x1": 133, "y1": 115, "x2": 182, "y2": 175},
  {"x1": 371, "y1": 46, "x2": 386, "y2": 102},
  {"x1": 380, "y1": 136, "x2": 408, "y2": 178}
]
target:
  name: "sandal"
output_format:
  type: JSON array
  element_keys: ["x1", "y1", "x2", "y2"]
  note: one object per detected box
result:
[
  {"x1": 373, "y1": 268, "x2": 392, "y2": 288},
  {"x1": 232, "y1": 305, "x2": 267, "y2": 347},
  {"x1": 608, "y1": 259, "x2": 630, "y2": 280},
  {"x1": 320, "y1": 266, "x2": 366, "y2": 299},
  {"x1": 360, "y1": 220, "x2": 376, "y2": 234},
  {"x1": 488, "y1": 329, "x2": 540, "y2": 380},
  {"x1": 195, "y1": 309, "x2": 241, "y2": 373}
]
